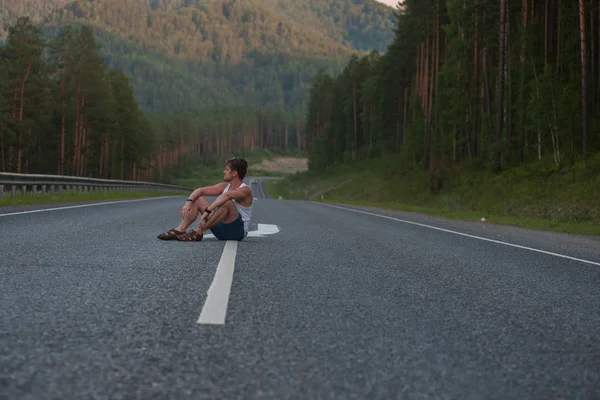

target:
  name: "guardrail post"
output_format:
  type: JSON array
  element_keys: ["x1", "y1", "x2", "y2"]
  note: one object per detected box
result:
[
  {"x1": 50, "y1": 185, "x2": 55, "y2": 196},
  {"x1": 42, "y1": 185, "x2": 47, "y2": 196},
  {"x1": 12, "y1": 185, "x2": 16, "y2": 200},
  {"x1": 33, "y1": 185, "x2": 37, "y2": 196},
  {"x1": 22, "y1": 185, "x2": 27, "y2": 197},
  {"x1": 0, "y1": 185, "x2": 3, "y2": 201}
]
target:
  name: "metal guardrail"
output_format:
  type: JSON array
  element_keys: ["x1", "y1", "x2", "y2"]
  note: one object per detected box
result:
[{"x1": 0, "y1": 172, "x2": 192, "y2": 200}]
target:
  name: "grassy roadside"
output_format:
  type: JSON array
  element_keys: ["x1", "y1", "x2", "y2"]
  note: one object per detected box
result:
[{"x1": 264, "y1": 154, "x2": 600, "y2": 236}]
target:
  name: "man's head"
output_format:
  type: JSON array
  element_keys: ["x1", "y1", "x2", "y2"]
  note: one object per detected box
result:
[{"x1": 223, "y1": 157, "x2": 248, "y2": 182}]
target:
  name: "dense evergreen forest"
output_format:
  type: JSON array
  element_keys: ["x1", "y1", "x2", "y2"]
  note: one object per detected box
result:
[
  {"x1": 0, "y1": 18, "x2": 308, "y2": 181},
  {"x1": 0, "y1": 0, "x2": 394, "y2": 180},
  {"x1": 306, "y1": 0, "x2": 600, "y2": 180}
]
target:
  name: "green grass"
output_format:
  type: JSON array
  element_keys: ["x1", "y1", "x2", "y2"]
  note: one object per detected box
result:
[
  {"x1": 265, "y1": 179, "x2": 286, "y2": 198},
  {"x1": 264, "y1": 154, "x2": 600, "y2": 236},
  {"x1": 0, "y1": 190, "x2": 188, "y2": 207}
]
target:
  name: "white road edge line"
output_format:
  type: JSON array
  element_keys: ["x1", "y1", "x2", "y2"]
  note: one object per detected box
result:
[
  {"x1": 313, "y1": 202, "x2": 600, "y2": 267},
  {"x1": 197, "y1": 240, "x2": 238, "y2": 325},
  {"x1": 0, "y1": 196, "x2": 174, "y2": 217}
]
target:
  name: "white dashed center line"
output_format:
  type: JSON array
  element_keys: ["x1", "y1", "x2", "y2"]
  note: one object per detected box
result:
[{"x1": 197, "y1": 240, "x2": 239, "y2": 325}]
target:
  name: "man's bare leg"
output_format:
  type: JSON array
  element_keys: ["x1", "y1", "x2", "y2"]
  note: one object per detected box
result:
[
  {"x1": 196, "y1": 200, "x2": 238, "y2": 235},
  {"x1": 175, "y1": 197, "x2": 210, "y2": 232}
]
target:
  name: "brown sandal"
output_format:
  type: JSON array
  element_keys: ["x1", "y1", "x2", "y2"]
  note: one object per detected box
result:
[
  {"x1": 176, "y1": 230, "x2": 204, "y2": 242},
  {"x1": 157, "y1": 228, "x2": 184, "y2": 240}
]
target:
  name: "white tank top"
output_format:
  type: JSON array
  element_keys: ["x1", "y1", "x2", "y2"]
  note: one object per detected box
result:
[{"x1": 223, "y1": 182, "x2": 253, "y2": 235}]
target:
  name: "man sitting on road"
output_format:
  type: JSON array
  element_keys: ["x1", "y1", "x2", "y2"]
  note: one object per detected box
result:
[{"x1": 157, "y1": 157, "x2": 253, "y2": 242}]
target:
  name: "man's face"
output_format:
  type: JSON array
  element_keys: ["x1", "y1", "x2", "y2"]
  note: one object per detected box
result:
[{"x1": 223, "y1": 165, "x2": 236, "y2": 182}]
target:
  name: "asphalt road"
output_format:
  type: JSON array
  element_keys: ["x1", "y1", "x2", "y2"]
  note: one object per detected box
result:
[{"x1": 1, "y1": 178, "x2": 599, "y2": 399}]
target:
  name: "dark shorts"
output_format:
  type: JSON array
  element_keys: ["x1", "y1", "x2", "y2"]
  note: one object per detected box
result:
[{"x1": 210, "y1": 214, "x2": 246, "y2": 241}]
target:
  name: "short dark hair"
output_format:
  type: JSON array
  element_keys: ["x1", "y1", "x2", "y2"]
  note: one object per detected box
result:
[{"x1": 225, "y1": 157, "x2": 248, "y2": 179}]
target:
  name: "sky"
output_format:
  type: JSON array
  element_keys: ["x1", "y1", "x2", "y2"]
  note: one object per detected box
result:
[{"x1": 375, "y1": 0, "x2": 399, "y2": 7}]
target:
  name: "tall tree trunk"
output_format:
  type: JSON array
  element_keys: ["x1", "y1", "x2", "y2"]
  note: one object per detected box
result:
[
  {"x1": 100, "y1": 133, "x2": 105, "y2": 178},
  {"x1": 423, "y1": 14, "x2": 431, "y2": 170},
  {"x1": 402, "y1": 86, "x2": 408, "y2": 151},
  {"x1": 506, "y1": 8, "x2": 513, "y2": 160},
  {"x1": 556, "y1": 0, "x2": 561, "y2": 74},
  {"x1": 111, "y1": 139, "x2": 117, "y2": 180},
  {"x1": 544, "y1": 0, "x2": 549, "y2": 65},
  {"x1": 59, "y1": 64, "x2": 67, "y2": 175},
  {"x1": 79, "y1": 126, "x2": 87, "y2": 177},
  {"x1": 352, "y1": 74, "x2": 358, "y2": 160},
  {"x1": 591, "y1": 0, "x2": 596, "y2": 97},
  {"x1": 8, "y1": 146, "x2": 13, "y2": 173},
  {"x1": 296, "y1": 116, "x2": 301, "y2": 151},
  {"x1": 579, "y1": 0, "x2": 589, "y2": 160},
  {"x1": 0, "y1": 131, "x2": 4, "y2": 172},
  {"x1": 73, "y1": 82, "x2": 81, "y2": 176},
  {"x1": 17, "y1": 62, "x2": 32, "y2": 174},
  {"x1": 60, "y1": 114, "x2": 66, "y2": 175},
  {"x1": 473, "y1": 2, "x2": 480, "y2": 160},
  {"x1": 120, "y1": 137, "x2": 125, "y2": 180},
  {"x1": 431, "y1": 0, "x2": 440, "y2": 157},
  {"x1": 495, "y1": 0, "x2": 507, "y2": 170}
]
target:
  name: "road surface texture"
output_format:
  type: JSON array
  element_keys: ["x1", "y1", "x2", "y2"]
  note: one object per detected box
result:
[{"x1": 1, "y1": 178, "x2": 599, "y2": 399}]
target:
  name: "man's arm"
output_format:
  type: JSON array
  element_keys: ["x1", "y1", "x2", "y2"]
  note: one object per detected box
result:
[
  {"x1": 206, "y1": 186, "x2": 252, "y2": 212},
  {"x1": 188, "y1": 183, "x2": 227, "y2": 201}
]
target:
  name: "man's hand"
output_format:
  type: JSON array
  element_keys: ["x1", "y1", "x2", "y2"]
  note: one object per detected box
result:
[
  {"x1": 181, "y1": 202, "x2": 193, "y2": 219},
  {"x1": 199, "y1": 212, "x2": 208, "y2": 228},
  {"x1": 199, "y1": 205, "x2": 219, "y2": 226},
  {"x1": 199, "y1": 209, "x2": 212, "y2": 229}
]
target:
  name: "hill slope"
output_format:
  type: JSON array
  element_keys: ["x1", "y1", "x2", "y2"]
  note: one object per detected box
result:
[{"x1": 1, "y1": 0, "x2": 395, "y2": 113}]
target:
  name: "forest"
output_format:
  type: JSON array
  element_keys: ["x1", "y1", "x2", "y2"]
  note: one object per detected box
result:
[
  {"x1": 0, "y1": 0, "x2": 395, "y2": 181},
  {"x1": 5, "y1": 0, "x2": 598, "y2": 190},
  {"x1": 0, "y1": 18, "x2": 305, "y2": 181},
  {"x1": 306, "y1": 0, "x2": 600, "y2": 179}
]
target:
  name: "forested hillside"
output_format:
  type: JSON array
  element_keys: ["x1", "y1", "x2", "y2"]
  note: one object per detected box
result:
[
  {"x1": 0, "y1": 18, "x2": 308, "y2": 181},
  {"x1": 306, "y1": 0, "x2": 600, "y2": 174},
  {"x1": 1, "y1": 0, "x2": 395, "y2": 112},
  {"x1": 0, "y1": 0, "x2": 395, "y2": 181}
]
